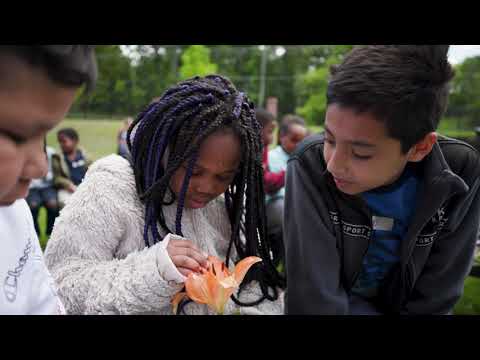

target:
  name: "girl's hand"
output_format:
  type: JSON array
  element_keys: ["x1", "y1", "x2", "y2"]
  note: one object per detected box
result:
[{"x1": 166, "y1": 239, "x2": 208, "y2": 277}]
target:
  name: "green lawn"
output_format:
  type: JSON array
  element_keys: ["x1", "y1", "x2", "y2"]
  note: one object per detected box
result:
[
  {"x1": 37, "y1": 207, "x2": 48, "y2": 250},
  {"x1": 49, "y1": 118, "x2": 473, "y2": 161},
  {"x1": 437, "y1": 117, "x2": 476, "y2": 139},
  {"x1": 454, "y1": 276, "x2": 480, "y2": 315},
  {"x1": 46, "y1": 118, "x2": 123, "y2": 161}
]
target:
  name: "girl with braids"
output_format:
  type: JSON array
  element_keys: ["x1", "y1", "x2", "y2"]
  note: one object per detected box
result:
[{"x1": 44, "y1": 75, "x2": 285, "y2": 315}]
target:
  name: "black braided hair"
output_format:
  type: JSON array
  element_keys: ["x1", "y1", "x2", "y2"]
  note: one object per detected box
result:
[{"x1": 127, "y1": 75, "x2": 286, "y2": 307}]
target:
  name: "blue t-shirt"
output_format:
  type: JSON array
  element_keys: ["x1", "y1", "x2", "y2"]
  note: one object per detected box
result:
[
  {"x1": 65, "y1": 150, "x2": 88, "y2": 186},
  {"x1": 266, "y1": 146, "x2": 290, "y2": 202},
  {"x1": 351, "y1": 165, "x2": 421, "y2": 299}
]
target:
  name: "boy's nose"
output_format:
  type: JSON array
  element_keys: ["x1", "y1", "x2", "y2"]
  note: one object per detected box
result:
[
  {"x1": 327, "y1": 149, "x2": 348, "y2": 177},
  {"x1": 22, "y1": 147, "x2": 48, "y2": 180}
]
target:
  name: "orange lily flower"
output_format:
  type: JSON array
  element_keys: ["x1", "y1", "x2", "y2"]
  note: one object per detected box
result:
[{"x1": 171, "y1": 255, "x2": 262, "y2": 315}]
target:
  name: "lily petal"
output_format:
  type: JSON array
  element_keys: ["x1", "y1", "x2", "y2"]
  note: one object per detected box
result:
[
  {"x1": 185, "y1": 273, "x2": 210, "y2": 304},
  {"x1": 219, "y1": 275, "x2": 238, "y2": 289},
  {"x1": 204, "y1": 270, "x2": 222, "y2": 303},
  {"x1": 171, "y1": 291, "x2": 187, "y2": 315},
  {"x1": 233, "y1": 256, "x2": 262, "y2": 285}
]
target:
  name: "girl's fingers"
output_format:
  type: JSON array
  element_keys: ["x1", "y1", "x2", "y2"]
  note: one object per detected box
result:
[
  {"x1": 177, "y1": 267, "x2": 194, "y2": 277},
  {"x1": 168, "y1": 243, "x2": 208, "y2": 268},
  {"x1": 170, "y1": 255, "x2": 202, "y2": 272}
]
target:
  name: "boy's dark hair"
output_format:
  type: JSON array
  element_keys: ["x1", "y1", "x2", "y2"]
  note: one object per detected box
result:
[
  {"x1": 255, "y1": 108, "x2": 275, "y2": 127},
  {"x1": 327, "y1": 45, "x2": 454, "y2": 153},
  {"x1": 0, "y1": 45, "x2": 97, "y2": 92},
  {"x1": 279, "y1": 114, "x2": 306, "y2": 137},
  {"x1": 57, "y1": 128, "x2": 79, "y2": 142},
  {"x1": 128, "y1": 75, "x2": 285, "y2": 306}
]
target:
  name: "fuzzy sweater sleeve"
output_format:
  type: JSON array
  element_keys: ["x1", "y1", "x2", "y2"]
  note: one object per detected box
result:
[{"x1": 44, "y1": 155, "x2": 183, "y2": 314}]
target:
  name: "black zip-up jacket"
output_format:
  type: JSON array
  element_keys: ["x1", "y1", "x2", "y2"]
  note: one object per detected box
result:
[{"x1": 284, "y1": 133, "x2": 480, "y2": 314}]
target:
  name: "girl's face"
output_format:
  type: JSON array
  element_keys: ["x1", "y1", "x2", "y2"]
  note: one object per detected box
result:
[{"x1": 170, "y1": 130, "x2": 241, "y2": 209}]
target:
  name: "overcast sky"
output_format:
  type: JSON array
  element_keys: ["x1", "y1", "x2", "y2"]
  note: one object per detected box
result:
[
  {"x1": 449, "y1": 45, "x2": 480, "y2": 64},
  {"x1": 120, "y1": 45, "x2": 480, "y2": 66}
]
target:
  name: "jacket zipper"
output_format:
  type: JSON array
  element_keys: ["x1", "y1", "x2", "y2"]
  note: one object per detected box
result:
[
  {"x1": 347, "y1": 205, "x2": 373, "y2": 294},
  {"x1": 406, "y1": 260, "x2": 415, "y2": 291}
]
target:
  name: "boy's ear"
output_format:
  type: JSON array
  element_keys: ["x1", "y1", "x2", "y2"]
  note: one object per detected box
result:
[{"x1": 406, "y1": 132, "x2": 437, "y2": 162}]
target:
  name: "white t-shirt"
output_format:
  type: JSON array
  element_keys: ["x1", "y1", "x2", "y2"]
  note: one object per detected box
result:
[{"x1": 0, "y1": 199, "x2": 65, "y2": 315}]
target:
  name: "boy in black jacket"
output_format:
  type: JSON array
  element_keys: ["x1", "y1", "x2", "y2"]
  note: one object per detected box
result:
[{"x1": 284, "y1": 45, "x2": 480, "y2": 314}]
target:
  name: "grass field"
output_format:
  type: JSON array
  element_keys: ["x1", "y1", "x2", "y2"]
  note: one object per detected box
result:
[
  {"x1": 46, "y1": 117, "x2": 475, "y2": 161},
  {"x1": 437, "y1": 117, "x2": 476, "y2": 138},
  {"x1": 455, "y1": 275, "x2": 480, "y2": 315},
  {"x1": 36, "y1": 116, "x2": 480, "y2": 314},
  {"x1": 46, "y1": 118, "x2": 124, "y2": 161}
]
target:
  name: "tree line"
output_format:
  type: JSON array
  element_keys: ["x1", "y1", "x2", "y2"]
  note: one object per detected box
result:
[{"x1": 71, "y1": 45, "x2": 480, "y2": 129}]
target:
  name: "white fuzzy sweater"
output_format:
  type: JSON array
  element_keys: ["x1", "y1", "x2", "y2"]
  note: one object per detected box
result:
[{"x1": 44, "y1": 155, "x2": 283, "y2": 315}]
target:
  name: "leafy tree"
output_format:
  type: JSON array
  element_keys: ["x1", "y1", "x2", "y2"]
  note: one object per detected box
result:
[
  {"x1": 447, "y1": 56, "x2": 480, "y2": 127},
  {"x1": 179, "y1": 45, "x2": 218, "y2": 80},
  {"x1": 295, "y1": 45, "x2": 353, "y2": 125}
]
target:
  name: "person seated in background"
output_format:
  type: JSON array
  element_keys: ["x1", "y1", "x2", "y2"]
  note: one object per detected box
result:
[
  {"x1": 54, "y1": 128, "x2": 93, "y2": 208},
  {"x1": 256, "y1": 108, "x2": 284, "y2": 195},
  {"x1": 266, "y1": 114, "x2": 308, "y2": 267},
  {"x1": 26, "y1": 143, "x2": 59, "y2": 238},
  {"x1": 268, "y1": 114, "x2": 308, "y2": 198},
  {"x1": 117, "y1": 116, "x2": 133, "y2": 161},
  {"x1": 256, "y1": 108, "x2": 287, "y2": 268}
]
